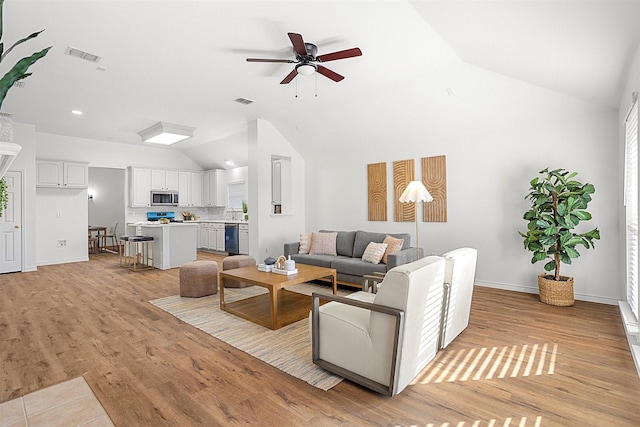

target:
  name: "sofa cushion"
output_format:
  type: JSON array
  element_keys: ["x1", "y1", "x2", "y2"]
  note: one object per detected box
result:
[
  {"x1": 362, "y1": 242, "x2": 388, "y2": 264},
  {"x1": 382, "y1": 235, "x2": 405, "y2": 264},
  {"x1": 290, "y1": 253, "x2": 342, "y2": 268},
  {"x1": 320, "y1": 230, "x2": 356, "y2": 257},
  {"x1": 353, "y1": 231, "x2": 412, "y2": 259},
  {"x1": 310, "y1": 232, "x2": 338, "y2": 256},
  {"x1": 331, "y1": 257, "x2": 387, "y2": 277},
  {"x1": 299, "y1": 232, "x2": 312, "y2": 254}
]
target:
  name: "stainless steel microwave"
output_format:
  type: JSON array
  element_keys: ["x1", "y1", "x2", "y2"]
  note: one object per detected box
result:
[{"x1": 150, "y1": 191, "x2": 178, "y2": 206}]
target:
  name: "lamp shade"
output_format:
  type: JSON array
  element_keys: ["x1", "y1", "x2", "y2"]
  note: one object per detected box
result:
[
  {"x1": 399, "y1": 180, "x2": 433, "y2": 203},
  {"x1": 138, "y1": 122, "x2": 195, "y2": 145}
]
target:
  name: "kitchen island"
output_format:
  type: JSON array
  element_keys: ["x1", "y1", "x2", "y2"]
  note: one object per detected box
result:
[{"x1": 127, "y1": 222, "x2": 197, "y2": 270}]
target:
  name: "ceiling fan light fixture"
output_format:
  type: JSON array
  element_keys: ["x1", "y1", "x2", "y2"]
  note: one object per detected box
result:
[
  {"x1": 138, "y1": 121, "x2": 195, "y2": 145},
  {"x1": 296, "y1": 63, "x2": 316, "y2": 76}
]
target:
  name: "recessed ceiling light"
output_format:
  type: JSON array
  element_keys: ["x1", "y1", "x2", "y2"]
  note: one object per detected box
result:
[
  {"x1": 225, "y1": 160, "x2": 235, "y2": 166},
  {"x1": 71, "y1": 110, "x2": 83, "y2": 115}
]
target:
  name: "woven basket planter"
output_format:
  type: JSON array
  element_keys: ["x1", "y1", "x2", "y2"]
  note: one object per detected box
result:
[{"x1": 538, "y1": 274, "x2": 574, "y2": 306}]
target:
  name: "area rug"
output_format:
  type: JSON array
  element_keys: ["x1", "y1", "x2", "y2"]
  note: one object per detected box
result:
[{"x1": 149, "y1": 283, "x2": 351, "y2": 391}]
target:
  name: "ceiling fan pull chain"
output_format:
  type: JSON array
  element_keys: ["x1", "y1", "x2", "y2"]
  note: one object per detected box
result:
[
  {"x1": 295, "y1": 77, "x2": 298, "y2": 98},
  {"x1": 315, "y1": 73, "x2": 318, "y2": 97}
]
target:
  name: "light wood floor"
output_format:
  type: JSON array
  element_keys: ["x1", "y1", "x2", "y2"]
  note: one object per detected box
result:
[{"x1": 1, "y1": 252, "x2": 639, "y2": 426}]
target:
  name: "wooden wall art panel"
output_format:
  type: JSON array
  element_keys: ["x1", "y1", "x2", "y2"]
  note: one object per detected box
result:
[
  {"x1": 422, "y1": 155, "x2": 447, "y2": 222},
  {"x1": 367, "y1": 162, "x2": 387, "y2": 221},
  {"x1": 393, "y1": 159, "x2": 415, "y2": 222}
]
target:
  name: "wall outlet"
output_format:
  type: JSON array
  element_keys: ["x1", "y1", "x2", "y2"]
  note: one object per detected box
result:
[
  {"x1": 57, "y1": 240, "x2": 66, "y2": 248},
  {"x1": 56, "y1": 211, "x2": 62, "y2": 218}
]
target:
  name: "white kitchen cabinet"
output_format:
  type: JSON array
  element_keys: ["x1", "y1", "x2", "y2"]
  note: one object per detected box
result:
[
  {"x1": 207, "y1": 223, "x2": 225, "y2": 251},
  {"x1": 203, "y1": 169, "x2": 226, "y2": 207},
  {"x1": 239, "y1": 223, "x2": 249, "y2": 255},
  {"x1": 178, "y1": 171, "x2": 203, "y2": 207},
  {"x1": 130, "y1": 167, "x2": 151, "y2": 207},
  {"x1": 198, "y1": 223, "x2": 209, "y2": 249},
  {"x1": 216, "y1": 223, "x2": 225, "y2": 251},
  {"x1": 151, "y1": 169, "x2": 178, "y2": 191},
  {"x1": 36, "y1": 160, "x2": 88, "y2": 188}
]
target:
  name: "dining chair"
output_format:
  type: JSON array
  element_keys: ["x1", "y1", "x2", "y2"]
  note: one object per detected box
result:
[{"x1": 102, "y1": 221, "x2": 118, "y2": 251}]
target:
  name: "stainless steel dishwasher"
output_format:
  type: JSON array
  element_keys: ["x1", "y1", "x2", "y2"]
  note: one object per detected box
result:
[{"x1": 225, "y1": 223, "x2": 239, "y2": 255}]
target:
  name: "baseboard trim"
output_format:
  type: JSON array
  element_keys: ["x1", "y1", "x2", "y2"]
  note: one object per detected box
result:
[{"x1": 475, "y1": 280, "x2": 618, "y2": 305}]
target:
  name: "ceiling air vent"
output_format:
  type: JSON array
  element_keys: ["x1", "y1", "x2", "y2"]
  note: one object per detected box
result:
[
  {"x1": 65, "y1": 46, "x2": 101, "y2": 63},
  {"x1": 234, "y1": 98, "x2": 254, "y2": 105}
]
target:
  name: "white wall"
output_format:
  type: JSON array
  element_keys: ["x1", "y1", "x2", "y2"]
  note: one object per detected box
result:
[
  {"x1": 303, "y1": 67, "x2": 620, "y2": 304},
  {"x1": 248, "y1": 119, "x2": 305, "y2": 261}
]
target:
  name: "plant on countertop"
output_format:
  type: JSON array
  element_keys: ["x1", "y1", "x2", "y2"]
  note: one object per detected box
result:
[
  {"x1": 0, "y1": 0, "x2": 51, "y2": 216},
  {"x1": 242, "y1": 200, "x2": 247, "y2": 214},
  {"x1": 519, "y1": 168, "x2": 601, "y2": 282}
]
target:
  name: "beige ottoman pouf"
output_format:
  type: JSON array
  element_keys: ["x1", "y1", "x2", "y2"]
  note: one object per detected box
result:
[
  {"x1": 180, "y1": 260, "x2": 218, "y2": 297},
  {"x1": 222, "y1": 255, "x2": 257, "y2": 288}
]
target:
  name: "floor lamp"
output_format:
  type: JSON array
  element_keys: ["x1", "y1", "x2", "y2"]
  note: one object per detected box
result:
[{"x1": 399, "y1": 180, "x2": 433, "y2": 260}]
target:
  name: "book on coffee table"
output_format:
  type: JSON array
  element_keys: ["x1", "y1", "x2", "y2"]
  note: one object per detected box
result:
[{"x1": 272, "y1": 268, "x2": 298, "y2": 276}]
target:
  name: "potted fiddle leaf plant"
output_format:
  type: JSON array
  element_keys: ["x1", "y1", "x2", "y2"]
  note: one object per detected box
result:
[
  {"x1": 519, "y1": 168, "x2": 600, "y2": 306},
  {"x1": 0, "y1": 0, "x2": 50, "y2": 217}
]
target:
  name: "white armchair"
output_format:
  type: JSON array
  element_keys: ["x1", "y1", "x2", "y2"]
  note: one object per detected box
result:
[
  {"x1": 311, "y1": 256, "x2": 446, "y2": 396},
  {"x1": 439, "y1": 247, "x2": 478, "y2": 349}
]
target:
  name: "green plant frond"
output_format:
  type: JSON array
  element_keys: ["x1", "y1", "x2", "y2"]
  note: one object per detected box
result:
[
  {"x1": 1, "y1": 29, "x2": 45, "y2": 62},
  {"x1": 559, "y1": 252, "x2": 572, "y2": 264},
  {"x1": 540, "y1": 235, "x2": 556, "y2": 246},
  {"x1": 527, "y1": 220, "x2": 539, "y2": 231},
  {"x1": 566, "y1": 247, "x2": 580, "y2": 259},
  {"x1": 544, "y1": 260, "x2": 556, "y2": 271},
  {"x1": 0, "y1": 46, "x2": 50, "y2": 108},
  {"x1": 534, "y1": 251, "x2": 546, "y2": 262},
  {"x1": 565, "y1": 235, "x2": 584, "y2": 247},
  {"x1": 584, "y1": 228, "x2": 600, "y2": 240},
  {"x1": 543, "y1": 226, "x2": 557, "y2": 236},
  {"x1": 564, "y1": 214, "x2": 578, "y2": 228},
  {"x1": 557, "y1": 203, "x2": 568, "y2": 217},
  {"x1": 566, "y1": 172, "x2": 577, "y2": 180},
  {"x1": 583, "y1": 183, "x2": 595, "y2": 194},
  {"x1": 535, "y1": 195, "x2": 548, "y2": 207},
  {"x1": 529, "y1": 177, "x2": 539, "y2": 187},
  {"x1": 573, "y1": 210, "x2": 592, "y2": 221}
]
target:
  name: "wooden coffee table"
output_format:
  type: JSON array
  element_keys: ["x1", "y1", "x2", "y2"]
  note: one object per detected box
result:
[{"x1": 219, "y1": 264, "x2": 337, "y2": 330}]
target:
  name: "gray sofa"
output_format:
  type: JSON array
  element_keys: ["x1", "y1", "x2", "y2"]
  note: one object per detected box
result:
[{"x1": 284, "y1": 230, "x2": 423, "y2": 287}]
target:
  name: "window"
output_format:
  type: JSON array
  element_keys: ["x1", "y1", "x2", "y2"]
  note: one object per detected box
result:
[
  {"x1": 227, "y1": 181, "x2": 245, "y2": 210},
  {"x1": 625, "y1": 99, "x2": 639, "y2": 321}
]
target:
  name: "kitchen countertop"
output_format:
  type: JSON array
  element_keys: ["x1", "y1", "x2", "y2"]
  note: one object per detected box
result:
[{"x1": 192, "y1": 220, "x2": 248, "y2": 224}]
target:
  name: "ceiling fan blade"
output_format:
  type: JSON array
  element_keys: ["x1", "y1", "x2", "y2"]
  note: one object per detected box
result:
[
  {"x1": 317, "y1": 47, "x2": 362, "y2": 62},
  {"x1": 280, "y1": 69, "x2": 298, "y2": 84},
  {"x1": 316, "y1": 65, "x2": 344, "y2": 82},
  {"x1": 288, "y1": 32, "x2": 308, "y2": 56},
  {"x1": 246, "y1": 58, "x2": 295, "y2": 63}
]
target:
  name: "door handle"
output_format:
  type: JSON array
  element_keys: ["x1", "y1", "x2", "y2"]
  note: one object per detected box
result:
[{"x1": 14, "y1": 225, "x2": 20, "y2": 229}]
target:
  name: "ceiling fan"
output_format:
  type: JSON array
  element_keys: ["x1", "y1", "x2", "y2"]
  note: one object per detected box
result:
[{"x1": 246, "y1": 32, "x2": 362, "y2": 84}]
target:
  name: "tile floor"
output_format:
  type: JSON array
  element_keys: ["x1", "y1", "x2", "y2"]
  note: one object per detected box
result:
[{"x1": 0, "y1": 376, "x2": 113, "y2": 427}]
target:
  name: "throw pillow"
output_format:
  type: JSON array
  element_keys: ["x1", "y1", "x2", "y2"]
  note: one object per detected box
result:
[
  {"x1": 299, "y1": 233, "x2": 312, "y2": 254},
  {"x1": 362, "y1": 242, "x2": 388, "y2": 264},
  {"x1": 382, "y1": 235, "x2": 405, "y2": 264},
  {"x1": 310, "y1": 232, "x2": 338, "y2": 256}
]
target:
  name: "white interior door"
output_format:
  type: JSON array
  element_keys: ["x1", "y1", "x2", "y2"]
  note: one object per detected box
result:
[{"x1": 1, "y1": 170, "x2": 22, "y2": 273}]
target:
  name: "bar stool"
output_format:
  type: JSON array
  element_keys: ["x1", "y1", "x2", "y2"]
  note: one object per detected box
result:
[
  {"x1": 125, "y1": 236, "x2": 154, "y2": 271},
  {"x1": 118, "y1": 236, "x2": 133, "y2": 267}
]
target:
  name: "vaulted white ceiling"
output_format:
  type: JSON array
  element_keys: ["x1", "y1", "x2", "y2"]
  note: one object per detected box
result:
[{"x1": 2, "y1": 1, "x2": 638, "y2": 170}]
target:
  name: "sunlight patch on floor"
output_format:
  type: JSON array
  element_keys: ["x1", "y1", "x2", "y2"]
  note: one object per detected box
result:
[
  {"x1": 416, "y1": 343, "x2": 557, "y2": 384},
  {"x1": 403, "y1": 415, "x2": 543, "y2": 427}
]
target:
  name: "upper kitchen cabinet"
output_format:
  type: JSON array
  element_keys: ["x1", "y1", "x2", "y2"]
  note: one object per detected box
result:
[
  {"x1": 203, "y1": 169, "x2": 226, "y2": 207},
  {"x1": 36, "y1": 160, "x2": 88, "y2": 188},
  {"x1": 129, "y1": 167, "x2": 151, "y2": 207},
  {"x1": 178, "y1": 171, "x2": 203, "y2": 207},
  {"x1": 151, "y1": 169, "x2": 178, "y2": 191}
]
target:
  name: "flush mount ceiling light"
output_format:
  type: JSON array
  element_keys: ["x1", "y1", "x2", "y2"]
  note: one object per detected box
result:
[
  {"x1": 225, "y1": 159, "x2": 235, "y2": 166},
  {"x1": 138, "y1": 122, "x2": 195, "y2": 145}
]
